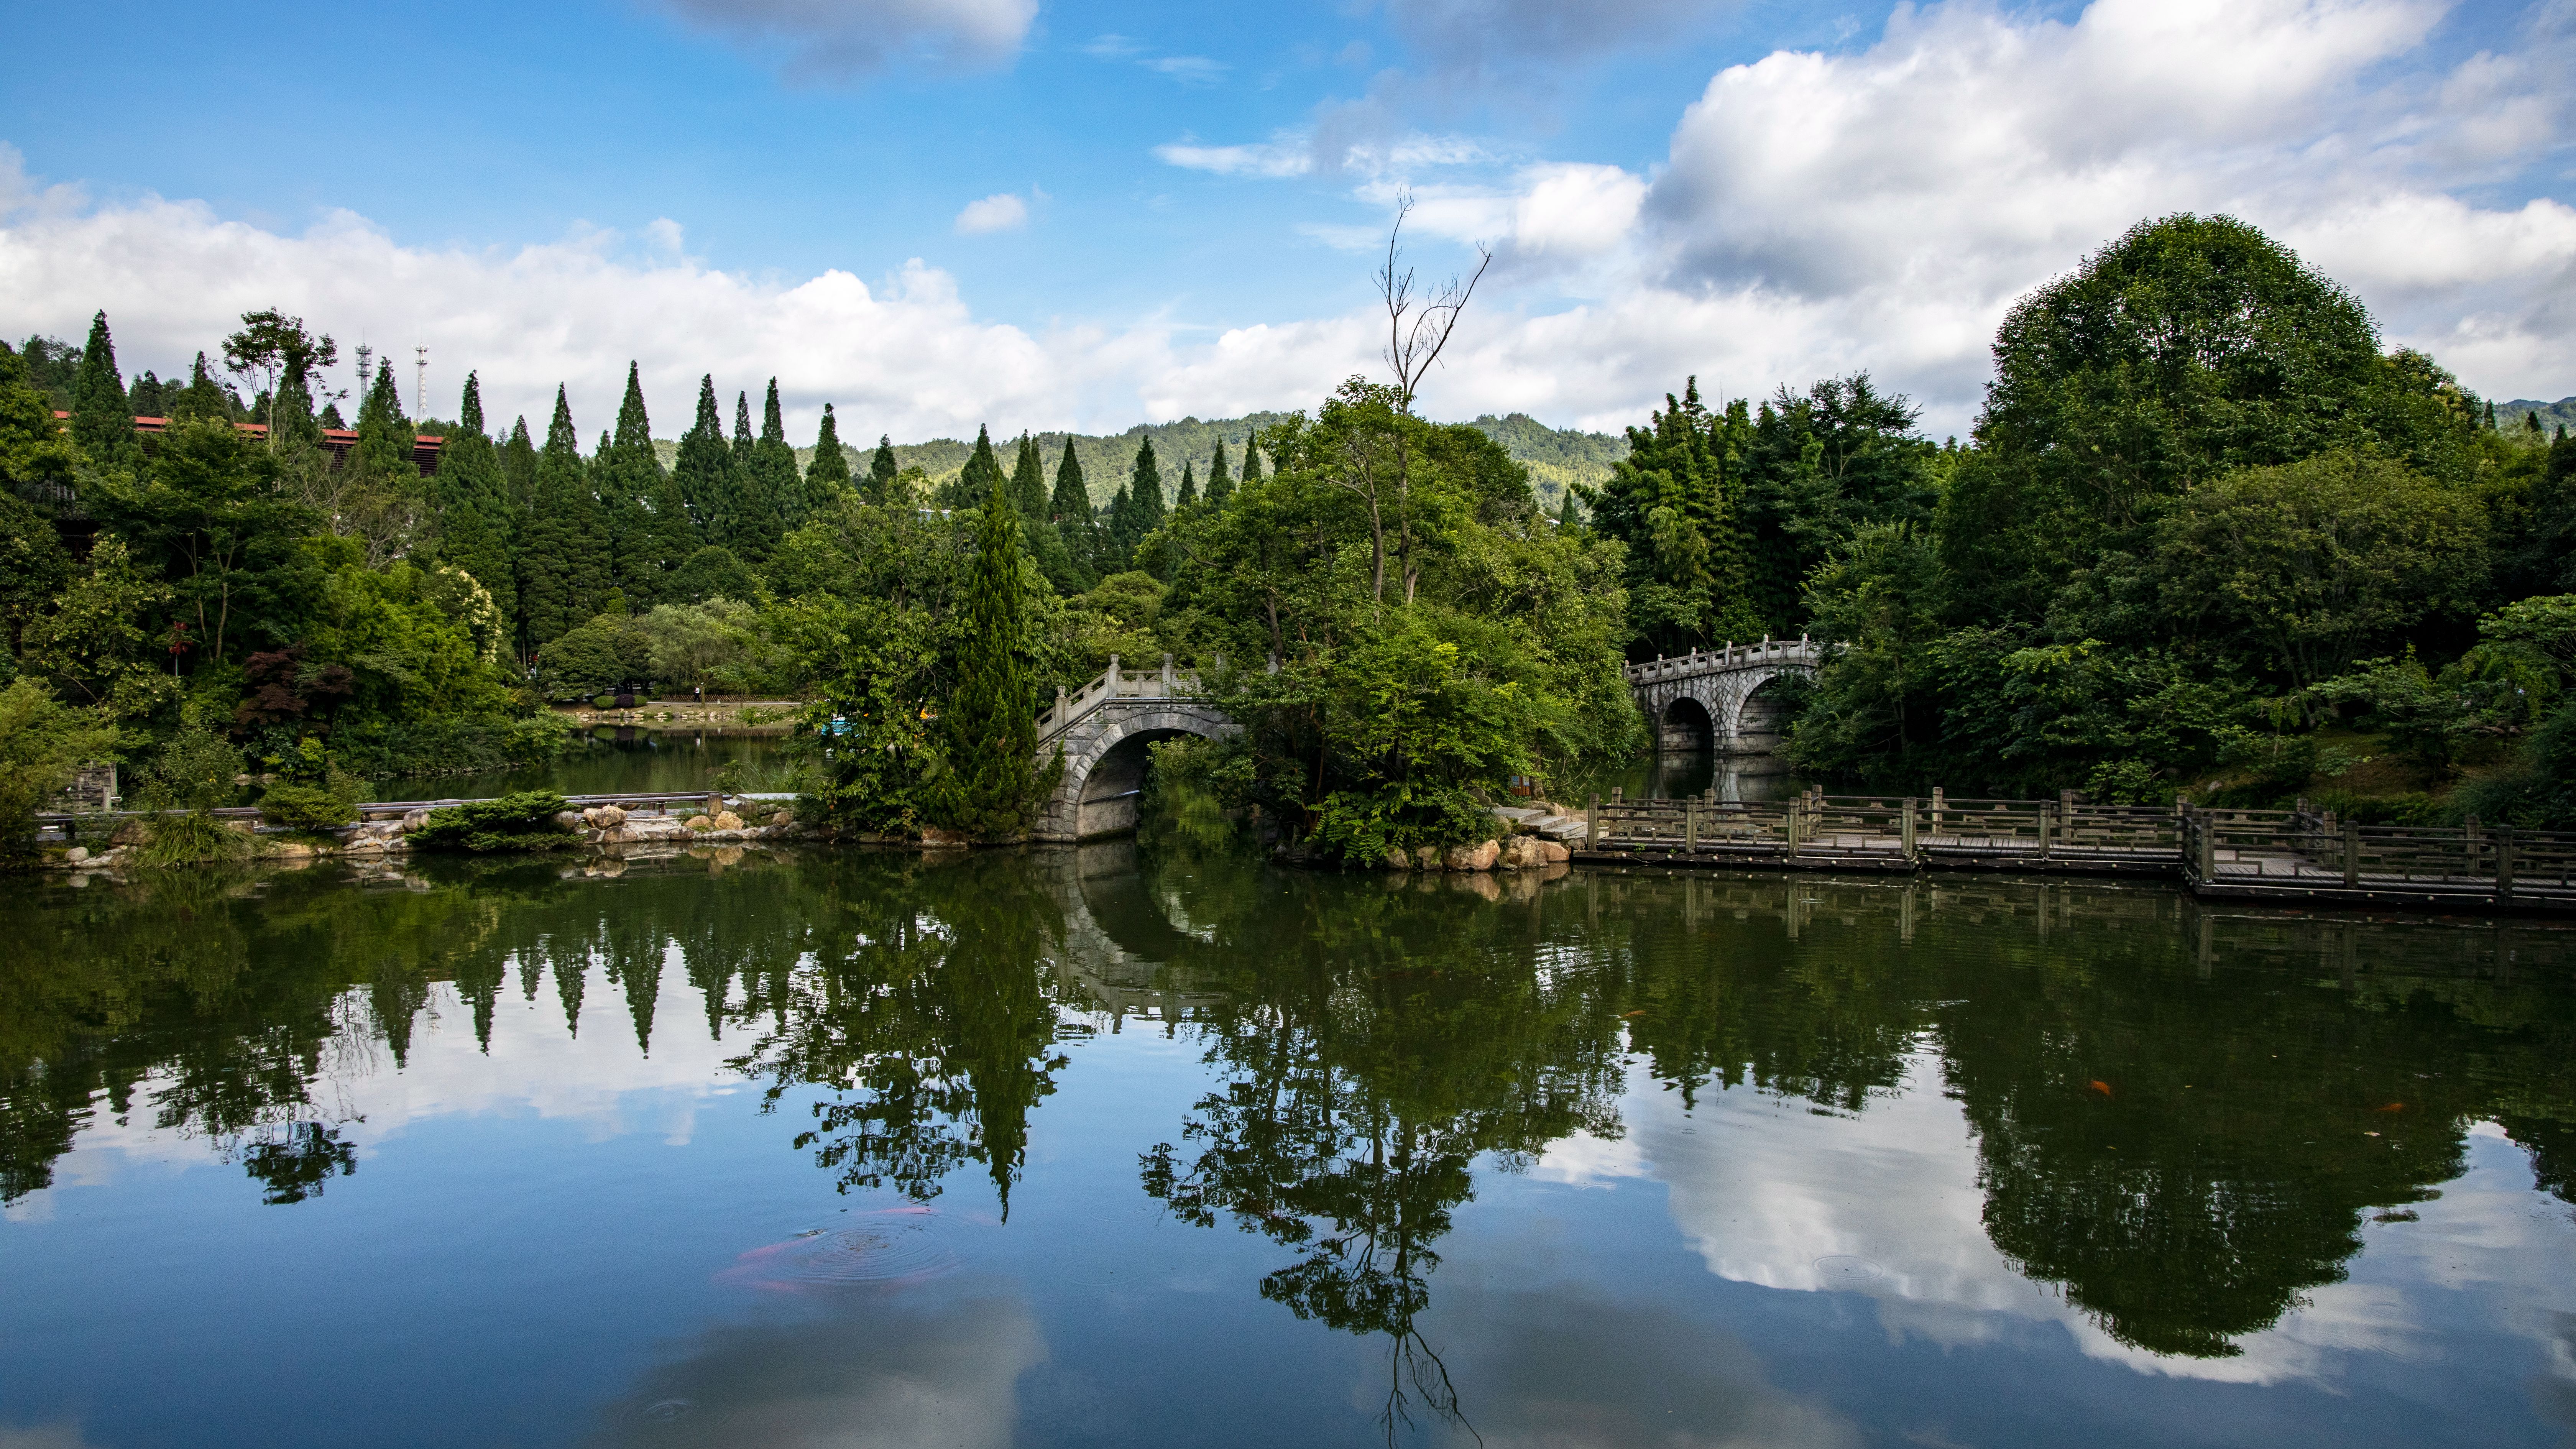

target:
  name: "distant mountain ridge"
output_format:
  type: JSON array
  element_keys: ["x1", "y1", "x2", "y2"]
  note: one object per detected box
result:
[
  {"x1": 2499, "y1": 398, "x2": 2576, "y2": 435},
  {"x1": 765, "y1": 410, "x2": 1630, "y2": 510}
]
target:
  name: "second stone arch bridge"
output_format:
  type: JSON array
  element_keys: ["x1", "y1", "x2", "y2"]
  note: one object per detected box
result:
[{"x1": 1031, "y1": 639, "x2": 1828, "y2": 843}]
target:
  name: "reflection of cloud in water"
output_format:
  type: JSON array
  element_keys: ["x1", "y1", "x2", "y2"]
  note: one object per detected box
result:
[
  {"x1": 35, "y1": 977, "x2": 744, "y2": 1196},
  {"x1": 585, "y1": 1282, "x2": 1041, "y2": 1449},
  {"x1": 1542, "y1": 1057, "x2": 2576, "y2": 1386},
  {"x1": 1423, "y1": 1287, "x2": 1859, "y2": 1449},
  {"x1": 0, "y1": 1424, "x2": 101, "y2": 1449}
]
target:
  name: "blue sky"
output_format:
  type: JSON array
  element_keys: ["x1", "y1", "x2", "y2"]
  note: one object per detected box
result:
[{"x1": 2, "y1": 0, "x2": 2568, "y2": 443}]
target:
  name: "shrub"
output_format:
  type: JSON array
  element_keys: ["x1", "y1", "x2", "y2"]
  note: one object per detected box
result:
[
  {"x1": 408, "y1": 790, "x2": 578, "y2": 853},
  {"x1": 0, "y1": 678, "x2": 114, "y2": 865},
  {"x1": 257, "y1": 781, "x2": 356, "y2": 830}
]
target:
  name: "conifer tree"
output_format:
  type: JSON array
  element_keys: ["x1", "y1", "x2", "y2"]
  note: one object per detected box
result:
[
  {"x1": 598, "y1": 362, "x2": 681, "y2": 607},
  {"x1": 1050, "y1": 435, "x2": 1099, "y2": 584},
  {"x1": 1129, "y1": 436, "x2": 1165, "y2": 536},
  {"x1": 930, "y1": 485, "x2": 1054, "y2": 838},
  {"x1": 69, "y1": 311, "x2": 139, "y2": 467},
  {"x1": 869, "y1": 435, "x2": 900, "y2": 502},
  {"x1": 173, "y1": 353, "x2": 232, "y2": 421},
  {"x1": 1204, "y1": 439, "x2": 1232, "y2": 507},
  {"x1": 1239, "y1": 442, "x2": 1263, "y2": 486},
  {"x1": 1103, "y1": 480, "x2": 1135, "y2": 572},
  {"x1": 517, "y1": 388, "x2": 596, "y2": 646},
  {"x1": 674, "y1": 374, "x2": 733, "y2": 537},
  {"x1": 501, "y1": 416, "x2": 538, "y2": 512},
  {"x1": 436, "y1": 372, "x2": 517, "y2": 631},
  {"x1": 951, "y1": 425, "x2": 1005, "y2": 508},
  {"x1": 738, "y1": 378, "x2": 798, "y2": 562},
  {"x1": 1175, "y1": 460, "x2": 1198, "y2": 509},
  {"x1": 1008, "y1": 432, "x2": 1047, "y2": 517},
  {"x1": 804, "y1": 402, "x2": 852, "y2": 511},
  {"x1": 128, "y1": 371, "x2": 168, "y2": 419},
  {"x1": 351, "y1": 358, "x2": 415, "y2": 481}
]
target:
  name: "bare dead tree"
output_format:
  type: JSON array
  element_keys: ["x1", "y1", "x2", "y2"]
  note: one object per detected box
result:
[{"x1": 1376, "y1": 194, "x2": 1494, "y2": 416}]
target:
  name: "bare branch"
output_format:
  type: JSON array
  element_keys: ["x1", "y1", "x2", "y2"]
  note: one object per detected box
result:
[{"x1": 1374, "y1": 194, "x2": 1493, "y2": 414}]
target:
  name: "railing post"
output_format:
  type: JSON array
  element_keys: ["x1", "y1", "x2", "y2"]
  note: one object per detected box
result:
[
  {"x1": 1162, "y1": 653, "x2": 1176, "y2": 693},
  {"x1": 1930, "y1": 785, "x2": 1943, "y2": 835},
  {"x1": 2343, "y1": 819, "x2": 2360, "y2": 888},
  {"x1": 2038, "y1": 801, "x2": 2052, "y2": 862},
  {"x1": 2499, "y1": 825, "x2": 2517, "y2": 905},
  {"x1": 1587, "y1": 794, "x2": 1600, "y2": 851},
  {"x1": 1107, "y1": 654, "x2": 1120, "y2": 695},
  {"x1": 2198, "y1": 817, "x2": 2216, "y2": 879},
  {"x1": 1685, "y1": 797, "x2": 1699, "y2": 854},
  {"x1": 1902, "y1": 797, "x2": 1917, "y2": 861}
]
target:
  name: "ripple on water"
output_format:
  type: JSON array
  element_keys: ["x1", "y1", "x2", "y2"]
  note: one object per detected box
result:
[
  {"x1": 1813, "y1": 1254, "x2": 1884, "y2": 1286},
  {"x1": 609, "y1": 1395, "x2": 743, "y2": 1446},
  {"x1": 715, "y1": 1208, "x2": 974, "y2": 1290}
]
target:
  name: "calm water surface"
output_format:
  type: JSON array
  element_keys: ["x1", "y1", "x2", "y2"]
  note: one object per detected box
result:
[
  {"x1": 3, "y1": 845, "x2": 2573, "y2": 1448},
  {"x1": 375, "y1": 729, "x2": 781, "y2": 800}
]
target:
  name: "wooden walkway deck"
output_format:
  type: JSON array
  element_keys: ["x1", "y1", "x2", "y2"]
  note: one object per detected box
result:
[{"x1": 1564, "y1": 790, "x2": 2576, "y2": 914}]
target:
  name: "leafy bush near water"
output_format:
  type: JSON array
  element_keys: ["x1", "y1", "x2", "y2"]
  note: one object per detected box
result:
[{"x1": 408, "y1": 790, "x2": 577, "y2": 853}]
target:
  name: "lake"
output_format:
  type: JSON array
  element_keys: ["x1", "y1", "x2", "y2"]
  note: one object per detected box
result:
[
  {"x1": 374, "y1": 728, "x2": 784, "y2": 801},
  {"x1": 3, "y1": 844, "x2": 2571, "y2": 1448}
]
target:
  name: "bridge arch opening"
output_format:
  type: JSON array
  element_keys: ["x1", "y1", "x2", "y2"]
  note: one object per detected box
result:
[
  {"x1": 1730, "y1": 676, "x2": 1800, "y2": 754},
  {"x1": 1070, "y1": 728, "x2": 1202, "y2": 840},
  {"x1": 1657, "y1": 695, "x2": 1715, "y2": 754}
]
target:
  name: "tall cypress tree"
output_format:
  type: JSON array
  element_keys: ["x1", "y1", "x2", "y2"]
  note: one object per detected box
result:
[
  {"x1": 952, "y1": 426, "x2": 1005, "y2": 508},
  {"x1": 804, "y1": 402, "x2": 852, "y2": 512},
  {"x1": 1103, "y1": 480, "x2": 1135, "y2": 572},
  {"x1": 501, "y1": 415, "x2": 538, "y2": 512},
  {"x1": 436, "y1": 372, "x2": 517, "y2": 629},
  {"x1": 1009, "y1": 432, "x2": 1077, "y2": 593},
  {"x1": 173, "y1": 352, "x2": 232, "y2": 422},
  {"x1": 598, "y1": 362, "x2": 682, "y2": 608},
  {"x1": 674, "y1": 374, "x2": 733, "y2": 538},
  {"x1": 1239, "y1": 441, "x2": 1263, "y2": 486},
  {"x1": 1204, "y1": 439, "x2": 1232, "y2": 507},
  {"x1": 1175, "y1": 460, "x2": 1199, "y2": 509},
  {"x1": 1049, "y1": 436, "x2": 1098, "y2": 586},
  {"x1": 518, "y1": 386, "x2": 600, "y2": 646},
  {"x1": 930, "y1": 485, "x2": 1052, "y2": 838},
  {"x1": 69, "y1": 310, "x2": 139, "y2": 467},
  {"x1": 1007, "y1": 432, "x2": 1047, "y2": 517},
  {"x1": 869, "y1": 435, "x2": 900, "y2": 503},
  {"x1": 128, "y1": 371, "x2": 168, "y2": 420},
  {"x1": 739, "y1": 378, "x2": 798, "y2": 562},
  {"x1": 1129, "y1": 436, "x2": 1165, "y2": 536}
]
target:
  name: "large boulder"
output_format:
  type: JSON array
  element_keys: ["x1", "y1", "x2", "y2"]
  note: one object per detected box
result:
[
  {"x1": 400, "y1": 809, "x2": 430, "y2": 833},
  {"x1": 1443, "y1": 839, "x2": 1501, "y2": 872},
  {"x1": 684, "y1": 814, "x2": 714, "y2": 831},
  {"x1": 711, "y1": 811, "x2": 745, "y2": 831},
  {"x1": 1384, "y1": 846, "x2": 1412, "y2": 871},
  {"x1": 1413, "y1": 845, "x2": 1442, "y2": 871},
  {"x1": 1536, "y1": 840, "x2": 1571, "y2": 864},
  {"x1": 596, "y1": 805, "x2": 627, "y2": 828}
]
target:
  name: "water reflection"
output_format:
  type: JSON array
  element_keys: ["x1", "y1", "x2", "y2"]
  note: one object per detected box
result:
[{"x1": 4, "y1": 849, "x2": 2573, "y2": 1422}]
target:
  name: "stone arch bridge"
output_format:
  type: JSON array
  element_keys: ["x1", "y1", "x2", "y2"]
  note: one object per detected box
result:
[
  {"x1": 1034, "y1": 656, "x2": 1236, "y2": 843},
  {"x1": 1626, "y1": 637, "x2": 1830, "y2": 754}
]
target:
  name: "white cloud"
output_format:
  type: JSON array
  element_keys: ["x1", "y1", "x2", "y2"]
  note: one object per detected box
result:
[
  {"x1": 654, "y1": 0, "x2": 1037, "y2": 77},
  {"x1": 953, "y1": 192, "x2": 1031, "y2": 235}
]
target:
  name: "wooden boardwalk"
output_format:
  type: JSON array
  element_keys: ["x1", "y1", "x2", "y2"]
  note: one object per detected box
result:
[{"x1": 1565, "y1": 790, "x2": 2576, "y2": 913}]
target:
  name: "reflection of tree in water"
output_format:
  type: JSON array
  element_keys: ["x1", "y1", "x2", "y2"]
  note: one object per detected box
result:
[
  {"x1": 1579, "y1": 874, "x2": 2576, "y2": 1359},
  {"x1": 720, "y1": 851, "x2": 1072, "y2": 1212},
  {"x1": 237, "y1": 1120, "x2": 358, "y2": 1204},
  {"x1": 1139, "y1": 861, "x2": 1625, "y2": 1442}
]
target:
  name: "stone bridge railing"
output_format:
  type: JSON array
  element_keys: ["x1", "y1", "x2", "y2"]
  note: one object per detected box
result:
[
  {"x1": 1623, "y1": 635, "x2": 1830, "y2": 685},
  {"x1": 1037, "y1": 654, "x2": 1208, "y2": 747}
]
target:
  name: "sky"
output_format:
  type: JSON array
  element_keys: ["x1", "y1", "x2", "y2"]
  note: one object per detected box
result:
[{"x1": 0, "y1": 0, "x2": 2569, "y2": 445}]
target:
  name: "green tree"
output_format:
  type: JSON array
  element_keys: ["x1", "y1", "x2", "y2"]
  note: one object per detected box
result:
[
  {"x1": 431, "y1": 372, "x2": 516, "y2": 634},
  {"x1": 927, "y1": 487, "x2": 1058, "y2": 838},
  {"x1": 516, "y1": 387, "x2": 609, "y2": 647},
  {"x1": 0, "y1": 344, "x2": 80, "y2": 516},
  {"x1": 171, "y1": 352, "x2": 237, "y2": 422},
  {"x1": 805, "y1": 402, "x2": 853, "y2": 512},
  {"x1": 673, "y1": 375, "x2": 734, "y2": 540},
  {"x1": 1129, "y1": 435, "x2": 1165, "y2": 538},
  {"x1": 20, "y1": 537, "x2": 180, "y2": 736},
  {"x1": 737, "y1": 378, "x2": 800, "y2": 563},
  {"x1": 1048, "y1": 435, "x2": 1099, "y2": 587},
  {"x1": 89, "y1": 417, "x2": 321, "y2": 668},
  {"x1": 68, "y1": 312, "x2": 138, "y2": 468},
  {"x1": 1175, "y1": 460, "x2": 1199, "y2": 509},
  {"x1": 598, "y1": 362, "x2": 680, "y2": 608},
  {"x1": 867, "y1": 435, "x2": 900, "y2": 503},
  {"x1": 1941, "y1": 213, "x2": 2467, "y2": 620},
  {"x1": 942, "y1": 426, "x2": 1005, "y2": 510},
  {"x1": 1204, "y1": 439, "x2": 1233, "y2": 507},
  {"x1": 0, "y1": 680, "x2": 114, "y2": 864}
]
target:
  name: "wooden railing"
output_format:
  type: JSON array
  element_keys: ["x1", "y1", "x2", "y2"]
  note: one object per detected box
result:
[{"x1": 1575, "y1": 789, "x2": 2576, "y2": 907}]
